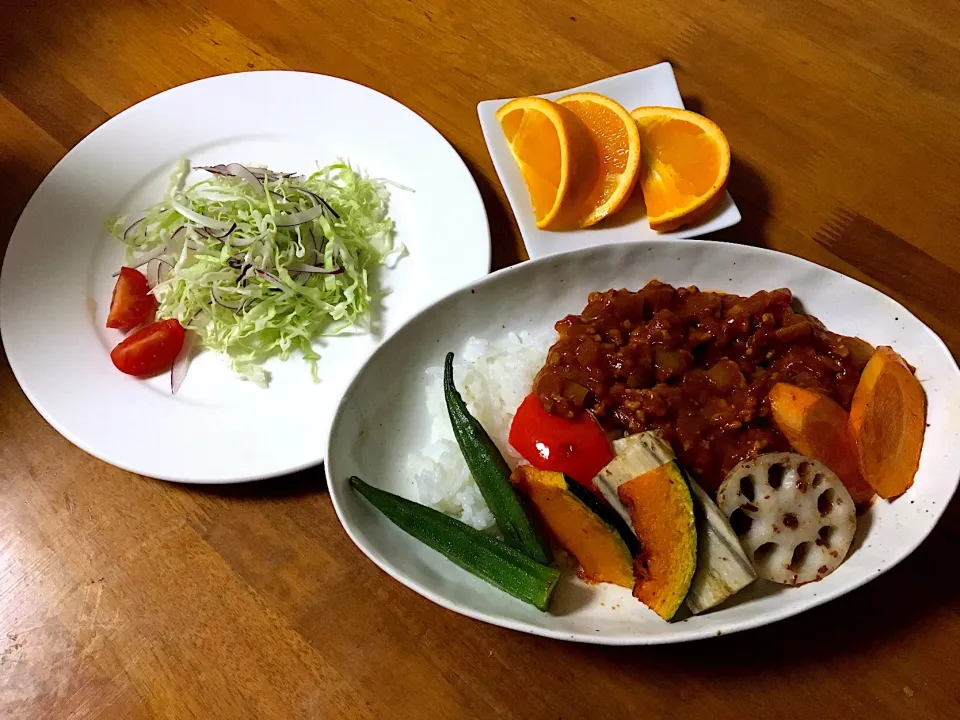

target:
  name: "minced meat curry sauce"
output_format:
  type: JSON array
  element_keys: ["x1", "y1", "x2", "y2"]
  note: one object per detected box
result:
[{"x1": 533, "y1": 280, "x2": 874, "y2": 492}]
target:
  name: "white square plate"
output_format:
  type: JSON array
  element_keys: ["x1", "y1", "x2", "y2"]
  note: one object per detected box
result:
[{"x1": 478, "y1": 62, "x2": 741, "y2": 259}]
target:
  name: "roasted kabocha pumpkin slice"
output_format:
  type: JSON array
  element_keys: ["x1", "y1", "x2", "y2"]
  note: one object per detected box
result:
[
  {"x1": 595, "y1": 432, "x2": 753, "y2": 619},
  {"x1": 615, "y1": 461, "x2": 697, "y2": 620},
  {"x1": 596, "y1": 432, "x2": 696, "y2": 619},
  {"x1": 510, "y1": 465, "x2": 635, "y2": 588}
]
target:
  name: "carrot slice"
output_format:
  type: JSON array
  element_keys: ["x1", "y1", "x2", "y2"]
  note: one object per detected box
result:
[
  {"x1": 849, "y1": 347, "x2": 926, "y2": 499},
  {"x1": 769, "y1": 383, "x2": 874, "y2": 505}
]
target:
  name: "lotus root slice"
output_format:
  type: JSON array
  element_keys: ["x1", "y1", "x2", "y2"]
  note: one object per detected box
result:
[{"x1": 717, "y1": 453, "x2": 857, "y2": 585}]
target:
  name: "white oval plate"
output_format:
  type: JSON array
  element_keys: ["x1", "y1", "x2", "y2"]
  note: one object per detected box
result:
[
  {"x1": 0, "y1": 71, "x2": 489, "y2": 483},
  {"x1": 477, "y1": 62, "x2": 741, "y2": 259},
  {"x1": 326, "y1": 240, "x2": 960, "y2": 644}
]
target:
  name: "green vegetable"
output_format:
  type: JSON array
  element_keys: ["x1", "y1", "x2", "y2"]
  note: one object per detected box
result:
[
  {"x1": 350, "y1": 476, "x2": 560, "y2": 611},
  {"x1": 443, "y1": 352, "x2": 552, "y2": 564},
  {"x1": 108, "y1": 159, "x2": 405, "y2": 386}
]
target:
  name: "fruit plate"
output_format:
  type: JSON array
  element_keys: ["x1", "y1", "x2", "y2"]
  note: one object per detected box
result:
[
  {"x1": 326, "y1": 240, "x2": 960, "y2": 645},
  {"x1": 0, "y1": 71, "x2": 490, "y2": 483},
  {"x1": 477, "y1": 62, "x2": 742, "y2": 259}
]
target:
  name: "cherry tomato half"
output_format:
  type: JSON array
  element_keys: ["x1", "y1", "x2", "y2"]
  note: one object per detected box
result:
[
  {"x1": 110, "y1": 319, "x2": 185, "y2": 376},
  {"x1": 508, "y1": 393, "x2": 614, "y2": 489},
  {"x1": 106, "y1": 266, "x2": 157, "y2": 331}
]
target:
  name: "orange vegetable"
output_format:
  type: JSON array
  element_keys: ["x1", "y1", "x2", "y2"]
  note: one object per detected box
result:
[
  {"x1": 769, "y1": 383, "x2": 874, "y2": 505},
  {"x1": 510, "y1": 465, "x2": 635, "y2": 588},
  {"x1": 616, "y1": 462, "x2": 697, "y2": 620},
  {"x1": 849, "y1": 347, "x2": 926, "y2": 499},
  {"x1": 841, "y1": 336, "x2": 876, "y2": 371}
]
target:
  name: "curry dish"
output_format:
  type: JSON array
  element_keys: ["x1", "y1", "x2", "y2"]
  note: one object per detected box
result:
[{"x1": 533, "y1": 280, "x2": 875, "y2": 492}]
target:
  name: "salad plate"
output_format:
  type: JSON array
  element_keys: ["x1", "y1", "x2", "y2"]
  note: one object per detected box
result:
[
  {"x1": 0, "y1": 71, "x2": 490, "y2": 483},
  {"x1": 477, "y1": 62, "x2": 742, "y2": 259},
  {"x1": 325, "y1": 240, "x2": 960, "y2": 644}
]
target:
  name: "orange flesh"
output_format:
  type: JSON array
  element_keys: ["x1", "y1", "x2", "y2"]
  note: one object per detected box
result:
[
  {"x1": 849, "y1": 347, "x2": 926, "y2": 499},
  {"x1": 617, "y1": 464, "x2": 696, "y2": 619},
  {"x1": 511, "y1": 466, "x2": 633, "y2": 588},
  {"x1": 501, "y1": 108, "x2": 563, "y2": 220},
  {"x1": 637, "y1": 117, "x2": 722, "y2": 218},
  {"x1": 769, "y1": 383, "x2": 875, "y2": 505},
  {"x1": 560, "y1": 100, "x2": 628, "y2": 210}
]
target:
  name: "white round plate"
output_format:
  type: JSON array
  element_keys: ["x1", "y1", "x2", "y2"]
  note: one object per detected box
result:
[
  {"x1": 326, "y1": 240, "x2": 960, "y2": 644},
  {"x1": 0, "y1": 71, "x2": 489, "y2": 483}
]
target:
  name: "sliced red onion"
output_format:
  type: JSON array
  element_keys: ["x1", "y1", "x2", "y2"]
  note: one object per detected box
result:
[
  {"x1": 301, "y1": 226, "x2": 318, "y2": 264},
  {"x1": 123, "y1": 216, "x2": 147, "y2": 241},
  {"x1": 196, "y1": 164, "x2": 232, "y2": 176},
  {"x1": 227, "y1": 163, "x2": 263, "y2": 192},
  {"x1": 146, "y1": 258, "x2": 172, "y2": 286},
  {"x1": 185, "y1": 308, "x2": 207, "y2": 330},
  {"x1": 274, "y1": 203, "x2": 327, "y2": 227},
  {"x1": 145, "y1": 258, "x2": 164, "y2": 287},
  {"x1": 172, "y1": 200, "x2": 233, "y2": 231},
  {"x1": 321, "y1": 199, "x2": 340, "y2": 220},
  {"x1": 197, "y1": 163, "x2": 261, "y2": 187},
  {"x1": 297, "y1": 189, "x2": 317, "y2": 207},
  {"x1": 199, "y1": 222, "x2": 237, "y2": 240},
  {"x1": 111, "y1": 247, "x2": 169, "y2": 277},
  {"x1": 247, "y1": 167, "x2": 298, "y2": 181},
  {"x1": 290, "y1": 187, "x2": 340, "y2": 221},
  {"x1": 211, "y1": 285, "x2": 244, "y2": 310},
  {"x1": 199, "y1": 163, "x2": 268, "y2": 193},
  {"x1": 155, "y1": 258, "x2": 174, "y2": 286},
  {"x1": 287, "y1": 262, "x2": 344, "y2": 275},
  {"x1": 128, "y1": 244, "x2": 168, "y2": 268},
  {"x1": 170, "y1": 330, "x2": 196, "y2": 395},
  {"x1": 255, "y1": 269, "x2": 288, "y2": 291},
  {"x1": 198, "y1": 165, "x2": 299, "y2": 183},
  {"x1": 302, "y1": 190, "x2": 340, "y2": 220},
  {"x1": 228, "y1": 256, "x2": 254, "y2": 279}
]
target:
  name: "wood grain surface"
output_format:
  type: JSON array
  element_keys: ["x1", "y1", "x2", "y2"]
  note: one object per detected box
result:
[{"x1": 2, "y1": 1, "x2": 959, "y2": 718}]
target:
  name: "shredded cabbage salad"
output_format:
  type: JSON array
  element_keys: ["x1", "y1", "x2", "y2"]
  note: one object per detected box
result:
[{"x1": 108, "y1": 160, "x2": 405, "y2": 386}]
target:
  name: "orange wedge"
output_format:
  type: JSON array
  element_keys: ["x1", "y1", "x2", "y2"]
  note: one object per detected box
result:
[
  {"x1": 629, "y1": 106, "x2": 730, "y2": 232},
  {"x1": 556, "y1": 92, "x2": 641, "y2": 227},
  {"x1": 496, "y1": 97, "x2": 598, "y2": 229}
]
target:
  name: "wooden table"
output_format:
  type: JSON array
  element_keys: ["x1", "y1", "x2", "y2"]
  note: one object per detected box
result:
[{"x1": 2, "y1": 1, "x2": 959, "y2": 717}]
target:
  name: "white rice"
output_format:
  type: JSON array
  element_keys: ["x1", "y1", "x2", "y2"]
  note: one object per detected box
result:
[{"x1": 405, "y1": 330, "x2": 555, "y2": 531}]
